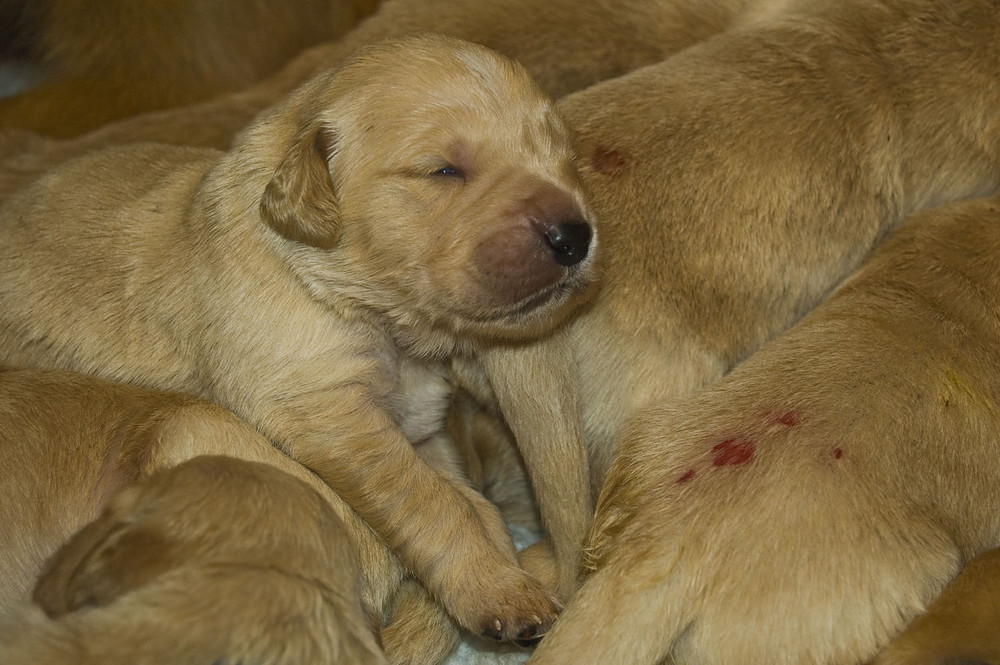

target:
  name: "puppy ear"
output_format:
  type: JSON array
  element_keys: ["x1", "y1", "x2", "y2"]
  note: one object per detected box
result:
[
  {"x1": 260, "y1": 126, "x2": 342, "y2": 249},
  {"x1": 33, "y1": 516, "x2": 174, "y2": 617}
]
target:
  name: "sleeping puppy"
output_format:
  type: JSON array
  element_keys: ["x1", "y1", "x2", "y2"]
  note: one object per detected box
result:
[
  {"x1": 1, "y1": 454, "x2": 386, "y2": 664},
  {"x1": 0, "y1": 34, "x2": 596, "y2": 642},
  {"x1": 0, "y1": 368, "x2": 398, "y2": 605},
  {"x1": 527, "y1": 195, "x2": 1000, "y2": 664},
  {"x1": 464, "y1": 0, "x2": 1000, "y2": 597},
  {"x1": 0, "y1": 0, "x2": 752, "y2": 601},
  {"x1": 5, "y1": 0, "x2": 997, "y2": 614},
  {"x1": 0, "y1": 368, "x2": 460, "y2": 665},
  {"x1": 10, "y1": 0, "x2": 1000, "y2": 607}
]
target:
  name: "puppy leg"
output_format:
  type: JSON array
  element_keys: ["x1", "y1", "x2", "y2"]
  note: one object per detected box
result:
[
  {"x1": 873, "y1": 547, "x2": 1000, "y2": 665},
  {"x1": 481, "y1": 329, "x2": 592, "y2": 602},
  {"x1": 446, "y1": 381, "x2": 541, "y2": 533},
  {"x1": 268, "y1": 399, "x2": 559, "y2": 642},
  {"x1": 529, "y1": 196, "x2": 1000, "y2": 664},
  {"x1": 415, "y1": 430, "x2": 531, "y2": 593}
]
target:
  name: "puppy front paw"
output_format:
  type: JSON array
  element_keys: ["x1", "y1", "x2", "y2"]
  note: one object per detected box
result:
[{"x1": 446, "y1": 564, "x2": 560, "y2": 644}]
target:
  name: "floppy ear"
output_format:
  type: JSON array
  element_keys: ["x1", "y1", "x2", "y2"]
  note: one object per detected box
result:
[
  {"x1": 260, "y1": 125, "x2": 342, "y2": 249},
  {"x1": 33, "y1": 515, "x2": 174, "y2": 617}
]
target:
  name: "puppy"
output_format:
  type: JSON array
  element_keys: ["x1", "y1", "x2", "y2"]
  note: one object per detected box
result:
[
  {"x1": 527, "y1": 195, "x2": 1000, "y2": 664},
  {"x1": 874, "y1": 546, "x2": 1000, "y2": 665},
  {"x1": 456, "y1": 0, "x2": 1000, "y2": 598},
  {"x1": 5, "y1": 0, "x2": 998, "y2": 616},
  {"x1": 1, "y1": 454, "x2": 386, "y2": 664},
  {"x1": 0, "y1": 368, "x2": 462, "y2": 665},
  {"x1": 0, "y1": 34, "x2": 595, "y2": 642},
  {"x1": 6, "y1": 0, "x2": 1000, "y2": 607},
  {"x1": 0, "y1": 368, "x2": 393, "y2": 606},
  {"x1": 0, "y1": 0, "x2": 759, "y2": 603},
  {"x1": 0, "y1": 0, "x2": 381, "y2": 137}
]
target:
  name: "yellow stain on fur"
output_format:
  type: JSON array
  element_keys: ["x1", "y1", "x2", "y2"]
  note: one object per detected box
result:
[{"x1": 942, "y1": 368, "x2": 996, "y2": 416}]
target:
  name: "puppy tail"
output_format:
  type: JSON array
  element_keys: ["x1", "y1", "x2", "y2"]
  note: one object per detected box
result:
[{"x1": 527, "y1": 551, "x2": 693, "y2": 665}]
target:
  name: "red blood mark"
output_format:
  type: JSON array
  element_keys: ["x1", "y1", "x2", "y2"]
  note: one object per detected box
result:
[
  {"x1": 764, "y1": 410, "x2": 801, "y2": 427},
  {"x1": 775, "y1": 411, "x2": 800, "y2": 427},
  {"x1": 712, "y1": 437, "x2": 756, "y2": 467},
  {"x1": 833, "y1": 448, "x2": 844, "y2": 460},
  {"x1": 676, "y1": 469, "x2": 697, "y2": 484},
  {"x1": 591, "y1": 145, "x2": 629, "y2": 176}
]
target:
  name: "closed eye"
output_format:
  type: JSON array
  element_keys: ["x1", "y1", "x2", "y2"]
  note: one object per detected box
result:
[{"x1": 431, "y1": 165, "x2": 464, "y2": 178}]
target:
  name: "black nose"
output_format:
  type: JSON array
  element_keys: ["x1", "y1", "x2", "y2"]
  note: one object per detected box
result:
[{"x1": 543, "y1": 221, "x2": 592, "y2": 267}]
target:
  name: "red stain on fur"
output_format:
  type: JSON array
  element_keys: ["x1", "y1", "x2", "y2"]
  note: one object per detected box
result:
[
  {"x1": 775, "y1": 411, "x2": 800, "y2": 427},
  {"x1": 833, "y1": 448, "x2": 843, "y2": 459},
  {"x1": 764, "y1": 410, "x2": 801, "y2": 427},
  {"x1": 712, "y1": 437, "x2": 756, "y2": 467},
  {"x1": 591, "y1": 145, "x2": 629, "y2": 176},
  {"x1": 676, "y1": 469, "x2": 697, "y2": 484}
]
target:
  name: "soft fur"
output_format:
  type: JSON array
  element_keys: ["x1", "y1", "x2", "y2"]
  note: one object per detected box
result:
[
  {"x1": 0, "y1": 0, "x2": 380, "y2": 137},
  {"x1": 0, "y1": 368, "x2": 466, "y2": 665},
  {"x1": 3, "y1": 0, "x2": 1000, "y2": 656},
  {"x1": 4, "y1": 448, "x2": 385, "y2": 664},
  {"x1": 0, "y1": 0, "x2": 754, "y2": 151},
  {"x1": 0, "y1": 0, "x2": 773, "y2": 599},
  {"x1": 0, "y1": 34, "x2": 599, "y2": 642},
  {"x1": 463, "y1": 0, "x2": 1000, "y2": 602},
  {"x1": 0, "y1": 368, "x2": 388, "y2": 663},
  {"x1": 528, "y1": 196, "x2": 1000, "y2": 663},
  {"x1": 3, "y1": 0, "x2": 999, "y2": 604},
  {"x1": 875, "y1": 546, "x2": 1000, "y2": 665}
]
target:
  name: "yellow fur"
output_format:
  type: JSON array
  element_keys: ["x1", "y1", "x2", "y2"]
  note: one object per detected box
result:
[
  {"x1": 529, "y1": 196, "x2": 1000, "y2": 664},
  {"x1": 0, "y1": 35, "x2": 597, "y2": 642}
]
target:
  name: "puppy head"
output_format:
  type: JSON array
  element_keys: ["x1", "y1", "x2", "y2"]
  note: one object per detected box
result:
[
  {"x1": 259, "y1": 35, "x2": 598, "y2": 349},
  {"x1": 33, "y1": 456, "x2": 350, "y2": 617}
]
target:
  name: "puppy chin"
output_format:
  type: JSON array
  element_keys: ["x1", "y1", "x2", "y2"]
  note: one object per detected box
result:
[{"x1": 458, "y1": 268, "x2": 597, "y2": 341}]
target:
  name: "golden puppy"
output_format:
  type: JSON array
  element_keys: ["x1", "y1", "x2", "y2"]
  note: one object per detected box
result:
[
  {"x1": 0, "y1": 368, "x2": 394, "y2": 603},
  {"x1": 417, "y1": 0, "x2": 1000, "y2": 646},
  {"x1": 527, "y1": 195, "x2": 1000, "y2": 664},
  {"x1": 874, "y1": 547, "x2": 1000, "y2": 665},
  {"x1": 0, "y1": 0, "x2": 380, "y2": 137},
  {"x1": 0, "y1": 0, "x2": 745, "y2": 604},
  {"x1": 0, "y1": 35, "x2": 597, "y2": 642},
  {"x1": 452, "y1": 0, "x2": 1000, "y2": 599},
  {"x1": 1, "y1": 454, "x2": 385, "y2": 664},
  {"x1": 0, "y1": 368, "x2": 463, "y2": 665},
  {"x1": 5, "y1": 0, "x2": 1000, "y2": 607}
]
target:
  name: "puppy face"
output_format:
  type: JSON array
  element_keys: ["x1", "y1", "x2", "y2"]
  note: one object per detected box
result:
[{"x1": 261, "y1": 36, "x2": 597, "y2": 349}]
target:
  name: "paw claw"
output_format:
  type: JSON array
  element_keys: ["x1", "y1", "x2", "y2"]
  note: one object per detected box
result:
[
  {"x1": 482, "y1": 619, "x2": 504, "y2": 641},
  {"x1": 515, "y1": 620, "x2": 546, "y2": 647}
]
